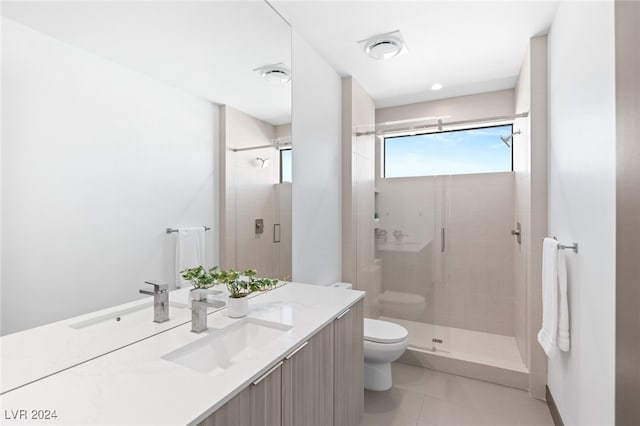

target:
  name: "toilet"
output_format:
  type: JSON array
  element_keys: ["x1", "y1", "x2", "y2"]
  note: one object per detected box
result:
[{"x1": 363, "y1": 318, "x2": 409, "y2": 391}]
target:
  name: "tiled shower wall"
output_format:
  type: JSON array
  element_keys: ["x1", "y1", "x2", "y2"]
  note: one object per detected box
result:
[
  {"x1": 441, "y1": 172, "x2": 515, "y2": 335},
  {"x1": 220, "y1": 105, "x2": 291, "y2": 279},
  {"x1": 376, "y1": 172, "x2": 515, "y2": 336}
]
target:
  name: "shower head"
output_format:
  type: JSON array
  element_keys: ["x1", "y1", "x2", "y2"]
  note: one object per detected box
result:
[
  {"x1": 256, "y1": 157, "x2": 270, "y2": 168},
  {"x1": 500, "y1": 135, "x2": 512, "y2": 147},
  {"x1": 499, "y1": 130, "x2": 521, "y2": 148}
]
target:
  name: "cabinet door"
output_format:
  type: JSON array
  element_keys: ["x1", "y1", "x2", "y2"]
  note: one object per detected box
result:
[
  {"x1": 282, "y1": 324, "x2": 334, "y2": 426},
  {"x1": 198, "y1": 385, "x2": 252, "y2": 426},
  {"x1": 250, "y1": 362, "x2": 283, "y2": 426},
  {"x1": 334, "y1": 299, "x2": 364, "y2": 426}
]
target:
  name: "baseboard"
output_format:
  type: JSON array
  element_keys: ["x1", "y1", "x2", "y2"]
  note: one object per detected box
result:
[{"x1": 546, "y1": 385, "x2": 564, "y2": 426}]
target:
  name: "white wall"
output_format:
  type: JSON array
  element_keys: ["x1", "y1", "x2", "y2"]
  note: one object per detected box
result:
[
  {"x1": 547, "y1": 2, "x2": 616, "y2": 425},
  {"x1": 291, "y1": 31, "x2": 342, "y2": 285},
  {"x1": 1, "y1": 19, "x2": 218, "y2": 335}
]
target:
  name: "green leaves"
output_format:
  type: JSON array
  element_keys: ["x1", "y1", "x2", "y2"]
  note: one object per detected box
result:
[
  {"x1": 250, "y1": 278, "x2": 278, "y2": 292},
  {"x1": 180, "y1": 266, "x2": 221, "y2": 289},
  {"x1": 217, "y1": 269, "x2": 277, "y2": 298},
  {"x1": 181, "y1": 266, "x2": 278, "y2": 296}
]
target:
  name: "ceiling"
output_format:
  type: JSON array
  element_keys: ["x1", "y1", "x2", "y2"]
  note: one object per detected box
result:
[
  {"x1": 272, "y1": 1, "x2": 559, "y2": 108},
  {"x1": 2, "y1": 1, "x2": 560, "y2": 119},
  {"x1": 1, "y1": 1, "x2": 292, "y2": 125}
]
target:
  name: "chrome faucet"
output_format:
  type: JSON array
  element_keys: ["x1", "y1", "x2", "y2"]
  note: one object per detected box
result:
[
  {"x1": 375, "y1": 228, "x2": 388, "y2": 243},
  {"x1": 139, "y1": 281, "x2": 169, "y2": 323},
  {"x1": 191, "y1": 290, "x2": 226, "y2": 333}
]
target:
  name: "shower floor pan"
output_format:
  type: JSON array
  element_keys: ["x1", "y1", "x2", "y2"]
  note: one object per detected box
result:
[{"x1": 380, "y1": 316, "x2": 529, "y2": 390}]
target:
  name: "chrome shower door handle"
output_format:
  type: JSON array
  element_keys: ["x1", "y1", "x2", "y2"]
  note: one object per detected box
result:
[
  {"x1": 511, "y1": 222, "x2": 522, "y2": 244},
  {"x1": 441, "y1": 228, "x2": 445, "y2": 253}
]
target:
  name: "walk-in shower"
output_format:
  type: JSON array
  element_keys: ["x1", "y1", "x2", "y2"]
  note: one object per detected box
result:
[
  {"x1": 368, "y1": 120, "x2": 529, "y2": 388},
  {"x1": 219, "y1": 106, "x2": 292, "y2": 281}
]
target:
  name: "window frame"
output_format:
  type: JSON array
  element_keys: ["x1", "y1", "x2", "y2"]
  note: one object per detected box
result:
[{"x1": 382, "y1": 123, "x2": 514, "y2": 178}]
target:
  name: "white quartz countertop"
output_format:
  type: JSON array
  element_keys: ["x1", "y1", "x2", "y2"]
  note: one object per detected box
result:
[
  {"x1": 0, "y1": 283, "x2": 364, "y2": 425},
  {"x1": 0, "y1": 286, "x2": 218, "y2": 394}
]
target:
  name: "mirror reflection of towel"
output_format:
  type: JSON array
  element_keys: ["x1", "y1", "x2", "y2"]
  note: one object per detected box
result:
[{"x1": 175, "y1": 227, "x2": 205, "y2": 288}]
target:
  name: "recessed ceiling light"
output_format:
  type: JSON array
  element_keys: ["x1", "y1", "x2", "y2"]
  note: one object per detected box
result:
[
  {"x1": 431, "y1": 83, "x2": 443, "y2": 91},
  {"x1": 358, "y1": 30, "x2": 408, "y2": 61},
  {"x1": 253, "y1": 63, "x2": 291, "y2": 84}
]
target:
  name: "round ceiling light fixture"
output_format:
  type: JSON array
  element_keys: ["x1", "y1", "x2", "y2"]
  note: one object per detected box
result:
[
  {"x1": 254, "y1": 63, "x2": 291, "y2": 84},
  {"x1": 262, "y1": 67, "x2": 290, "y2": 84},
  {"x1": 431, "y1": 83, "x2": 443, "y2": 91},
  {"x1": 359, "y1": 30, "x2": 408, "y2": 61}
]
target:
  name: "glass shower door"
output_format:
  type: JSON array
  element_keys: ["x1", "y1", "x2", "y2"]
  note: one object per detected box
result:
[
  {"x1": 436, "y1": 172, "x2": 517, "y2": 362},
  {"x1": 374, "y1": 176, "x2": 448, "y2": 353}
]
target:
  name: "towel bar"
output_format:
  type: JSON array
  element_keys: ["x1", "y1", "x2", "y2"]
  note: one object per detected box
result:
[
  {"x1": 166, "y1": 226, "x2": 211, "y2": 234},
  {"x1": 553, "y1": 237, "x2": 578, "y2": 254}
]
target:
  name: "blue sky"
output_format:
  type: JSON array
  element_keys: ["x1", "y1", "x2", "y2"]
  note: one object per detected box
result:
[
  {"x1": 384, "y1": 125, "x2": 513, "y2": 178},
  {"x1": 281, "y1": 149, "x2": 292, "y2": 182}
]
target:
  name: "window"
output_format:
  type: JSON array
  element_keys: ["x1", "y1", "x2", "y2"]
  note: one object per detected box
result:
[
  {"x1": 280, "y1": 149, "x2": 292, "y2": 183},
  {"x1": 383, "y1": 124, "x2": 513, "y2": 178}
]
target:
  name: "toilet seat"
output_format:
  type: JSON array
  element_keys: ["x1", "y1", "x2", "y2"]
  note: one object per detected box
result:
[{"x1": 364, "y1": 318, "x2": 408, "y2": 344}]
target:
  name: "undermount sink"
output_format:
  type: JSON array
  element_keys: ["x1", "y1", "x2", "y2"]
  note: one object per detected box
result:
[
  {"x1": 161, "y1": 318, "x2": 292, "y2": 376},
  {"x1": 69, "y1": 301, "x2": 188, "y2": 329}
]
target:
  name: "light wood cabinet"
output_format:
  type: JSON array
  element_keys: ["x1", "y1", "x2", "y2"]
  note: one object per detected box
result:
[
  {"x1": 198, "y1": 384, "x2": 252, "y2": 426},
  {"x1": 282, "y1": 323, "x2": 335, "y2": 426},
  {"x1": 333, "y1": 300, "x2": 364, "y2": 426},
  {"x1": 251, "y1": 362, "x2": 283, "y2": 426},
  {"x1": 199, "y1": 298, "x2": 363, "y2": 426}
]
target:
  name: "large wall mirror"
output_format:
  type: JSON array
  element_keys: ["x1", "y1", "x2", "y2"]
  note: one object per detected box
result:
[{"x1": 1, "y1": 1, "x2": 291, "y2": 337}]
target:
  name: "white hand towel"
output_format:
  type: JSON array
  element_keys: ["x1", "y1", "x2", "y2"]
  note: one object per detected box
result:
[
  {"x1": 175, "y1": 227, "x2": 206, "y2": 288},
  {"x1": 538, "y1": 238, "x2": 559, "y2": 357},
  {"x1": 557, "y1": 249, "x2": 570, "y2": 352}
]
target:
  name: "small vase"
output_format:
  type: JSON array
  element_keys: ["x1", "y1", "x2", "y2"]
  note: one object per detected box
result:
[{"x1": 227, "y1": 295, "x2": 249, "y2": 318}]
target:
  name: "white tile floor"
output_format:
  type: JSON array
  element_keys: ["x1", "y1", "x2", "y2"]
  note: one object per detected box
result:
[{"x1": 360, "y1": 363, "x2": 554, "y2": 426}]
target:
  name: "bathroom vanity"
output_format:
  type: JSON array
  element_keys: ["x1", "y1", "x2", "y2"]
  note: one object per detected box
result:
[
  {"x1": 0, "y1": 286, "x2": 202, "y2": 394},
  {"x1": 0, "y1": 283, "x2": 364, "y2": 426}
]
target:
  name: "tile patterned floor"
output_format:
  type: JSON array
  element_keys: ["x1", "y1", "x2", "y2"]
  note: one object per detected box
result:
[{"x1": 360, "y1": 363, "x2": 554, "y2": 426}]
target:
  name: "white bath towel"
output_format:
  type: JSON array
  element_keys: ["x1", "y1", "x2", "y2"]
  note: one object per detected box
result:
[
  {"x1": 175, "y1": 227, "x2": 205, "y2": 288},
  {"x1": 538, "y1": 238, "x2": 570, "y2": 357}
]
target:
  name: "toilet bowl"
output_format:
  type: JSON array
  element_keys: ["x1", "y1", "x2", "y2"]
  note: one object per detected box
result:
[{"x1": 363, "y1": 318, "x2": 409, "y2": 391}]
